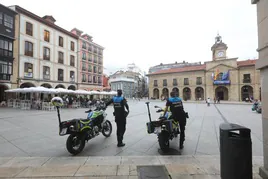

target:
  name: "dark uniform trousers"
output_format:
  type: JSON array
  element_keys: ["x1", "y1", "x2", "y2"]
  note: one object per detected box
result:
[
  {"x1": 173, "y1": 114, "x2": 186, "y2": 144},
  {"x1": 115, "y1": 116, "x2": 126, "y2": 144}
]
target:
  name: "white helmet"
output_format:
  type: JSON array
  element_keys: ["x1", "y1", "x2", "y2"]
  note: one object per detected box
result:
[{"x1": 51, "y1": 97, "x2": 64, "y2": 107}]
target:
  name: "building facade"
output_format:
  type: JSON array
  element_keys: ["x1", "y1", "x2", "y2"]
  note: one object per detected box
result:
[
  {"x1": 251, "y1": 0, "x2": 268, "y2": 178},
  {"x1": 147, "y1": 34, "x2": 261, "y2": 101},
  {"x1": 149, "y1": 61, "x2": 202, "y2": 74},
  {"x1": 102, "y1": 74, "x2": 110, "y2": 91},
  {"x1": 9, "y1": 6, "x2": 79, "y2": 90},
  {"x1": 71, "y1": 28, "x2": 104, "y2": 91},
  {"x1": 0, "y1": 4, "x2": 17, "y2": 102}
]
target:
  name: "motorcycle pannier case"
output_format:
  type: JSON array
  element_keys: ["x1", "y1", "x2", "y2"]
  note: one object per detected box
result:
[
  {"x1": 146, "y1": 121, "x2": 160, "y2": 134},
  {"x1": 163, "y1": 120, "x2": 173, "y2": 133}
]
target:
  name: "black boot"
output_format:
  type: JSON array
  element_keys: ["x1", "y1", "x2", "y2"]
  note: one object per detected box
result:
[
  {"x1": 117, "y1": 142, "x2": 125, "y2": 147},
  {"x1": 179, "y1": 142, "x2": 184, "y2": 149}
]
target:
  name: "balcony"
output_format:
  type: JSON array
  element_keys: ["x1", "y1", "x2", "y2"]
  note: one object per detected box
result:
[
  {"x1": 196, "y1": 81, "x2": 202, "y2": 85},
  {"x1": 93, "y1": 59, "x2": 97, "y2": 63},
  {"x1": 153, "y1": 83, "x2": 158, "y2": 87},
  {"x1": 88, "y1": 47, "x2": 92, "y2": 52},
  {"x1": 98, "y1": 51, "x2": 102, "y2": 56},
  {"x1": 88, "y1": 69, "x2": 92, "y2": 72},
  {"x1": 70, "y1": 62, "x2": 75, "y2": 67},
  {"x1": 98, "y1": 60, "x2": 102, "y2": 64},
  {"x1": 98, "y1": 71, "x2": 102, "y2": 74},
  {"x1": 94, "y1": 50, "x2": 97, "y2": 54},
  {"x1": 173, "y1": 82, "x2": 178, "y2": 86},
  {"x1": 43, "y1": 74, "x2": 50, "y2": 80},
  {"x1": 0, "y1": 74, "x2": 10, "y2": 81},
  {"x1": 243, "y1": 78, "x2": 251, "y2": 83},
  {"x1": 93, "y1": 80, "x2": 97, "y2": 83},
  {"x1": 163, "y1": 83, "x2": 167, "y2": 87},
  {"x1": 58, "y1": 59, "x2": 63, "y2": 64},
  {"x1": 88, "y1": 58, "x2": 92, "y2": 62},
  {"x1": 58, "y1": 77, "x2": 63, "y2": 81},
  {"x1": 82, "y1": 45, "x2": 86, "y2": 49},
  {"x1": 82, "y1": 79, "x2": 86, "y2": 82},
  {"x1": 82, "y1": 67, "x2": 86, "y2": 71},
  {"x1": 88, "y1": 80, "x2": 92, "y2": 83},
  {"x1": 184, "y1": 82, "x2": 189, "y2": 85}
]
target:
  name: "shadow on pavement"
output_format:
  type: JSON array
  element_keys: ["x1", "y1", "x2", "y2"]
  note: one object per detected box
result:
[{"x1": 158, "y1": 148, "x2": 181, "y2": 155}]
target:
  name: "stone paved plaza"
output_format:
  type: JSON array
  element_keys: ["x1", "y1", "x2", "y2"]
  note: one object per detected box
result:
[{"x1": 0, "y1": 100, "x2": 263, "y2": 157}]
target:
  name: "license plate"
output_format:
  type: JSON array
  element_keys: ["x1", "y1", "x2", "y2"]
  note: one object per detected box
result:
[
  {"x1": 60, "y1": 128, "x2": 67, "y2": 135},
  {"x1": 154, "y1": 127, "x2": 161, "y2": 134}
]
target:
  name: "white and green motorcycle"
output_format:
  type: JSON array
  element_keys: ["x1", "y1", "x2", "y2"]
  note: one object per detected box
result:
[{"x1": 52, "y1": 97, "x2": 112, "y2": 155}]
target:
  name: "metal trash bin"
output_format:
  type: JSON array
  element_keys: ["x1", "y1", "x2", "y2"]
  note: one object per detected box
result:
[{"x1": 219, "y1": 123, "x2": 252, "y2": 179}]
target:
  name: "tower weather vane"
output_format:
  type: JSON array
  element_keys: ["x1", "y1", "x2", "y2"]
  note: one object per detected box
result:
[{"x1": 215, "y1": 33, "x2": 222, "y2": 43}]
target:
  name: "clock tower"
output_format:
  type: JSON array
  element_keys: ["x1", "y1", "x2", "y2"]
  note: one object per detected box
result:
[{"x1": 211, "y1": 34, "x2": 228, "y2": 61}]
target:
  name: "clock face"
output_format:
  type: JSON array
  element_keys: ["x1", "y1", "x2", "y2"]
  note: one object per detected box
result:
[{"x1": 217, "y1": 51, "x2": 224, "y2": 57}]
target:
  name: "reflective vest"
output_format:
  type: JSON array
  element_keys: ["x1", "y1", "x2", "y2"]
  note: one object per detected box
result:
[{"x1": 112, "y1": 96, "x2": 125, "y2": 116}]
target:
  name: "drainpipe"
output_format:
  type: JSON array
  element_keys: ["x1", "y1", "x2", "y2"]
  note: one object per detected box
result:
[{"x1": 17, "y1": 13, "x2": 21, "y2": 88}]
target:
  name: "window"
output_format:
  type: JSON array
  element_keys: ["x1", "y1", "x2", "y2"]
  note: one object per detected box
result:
[
  {"x1": 0, "y1": 61, "x2": 12, "y2": 80},
  {"x1": 93, "y1": 56, "x2": 97, "y2": 63},
  {"x1": 88, "y1": 64, "x2": 92, "y2": 72},
  {"x1": 173, "y1": 79, "x2": 177, "y2": 86},
  {"x1": 58, "y1": 52, "x2": 64, "y2": 64},
  {"x1": 70, "y1": 71, "x2": 75, "y2": 82},
  {"x1": 70, "y1": 55, "x2": 75, "y2": 66},
  {"x1": 71, "y1": 41, "x2": 75, "y2": 51},
  {"x1": 44, "y1": 30, "x2": 50, "y2": 42},
  {"x1": 184, "y1": 78, "x2": 189, "y2": 85},
  {"x1": 196, "y1": 77, "x2": 202, "y2": 85},
  {"x1": 93, "y1": 66, "x2": 97, "y2": 73},
  {"x1": 93, "y1": 76, "x2": 97, "y2": 83},
  {"x1": 82, "y1": 63, "x2": 86, "y2": 71},
  {"x1": 82, "y1": 74, "x2": 86, "y2": 82},
  {"x1": 82, "y1": 52, "x2": 86, "y2": 60},
  {"x1": 82, "y1": 41, "x2": 86, "y2": 49},
  {"x1": 88, "y1": 45, "x2": 92, "y2": 52},
  {"x1": 43, "y1": 66, "x2": 50, "y2": 80},
  {"x1": 88, "y1": 54, "x2": 92, "y2": 61},
  {"x1": 24, "y1": 63, "x2": 33, "y2": 78},
  {"x1": 153, "y1": 80, "x2": 158, "y2": 87},
  {"x1": 59, "y1": 36, "x2": 63, "y2": 47},
  {"x1": 43, "y1": 47, "x2": 50, "y2": 60},
  {"x1": 0, "y1": 40, "x2": 12, "y2": 57},
  {"x1": 98, "y1": 58, "x2": 102, "y2": 64},
  {"x1": 98, "y1": 76, "x2": 102, "y2": 83},
  {"x1": 163, "y1": 79, "x2": 167, "y2": 86},
  {"x1": 243, "y1": 74, "x2": 251, "y2": 83},
  {"x1": 0, "y1": 13, "x2": 2, "y2": 24},
  {"x1": 216, "y1": 73, "x2": 223, "y2": 80},
  {"x1": 4, "y1": 14, "x2": 13, "y2": 29},
  {"x1": 58, "y1": 69, "x2": 63, "y2": 81},
  {"x1": 88, "y1": 75, "x2": 92, "y2": 82},
  {"x1": 98, "y1": 67, "x2": 102, "y2": 74},
  {"x1": 24, "y1": 41, "x2": 33, "y2": 57},
  {"x1": 26, "y1": 22, "x2": 33, "y2": 36},
  {"x1": 98, "y1": 49, "x2": 103, "y2": 56}
]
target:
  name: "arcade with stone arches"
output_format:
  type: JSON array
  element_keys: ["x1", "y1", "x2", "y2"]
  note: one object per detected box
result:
[
  {"x1": 0, "y1": 84, "x2": 9, "y2": 102},
  {"x1": 215, "y1": 86, "x2": 229, "y2": 101}
]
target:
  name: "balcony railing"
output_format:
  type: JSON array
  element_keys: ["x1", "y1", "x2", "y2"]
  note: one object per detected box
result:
[
  {"x1": 43, "y1": 74, "x2": 50, "y2": 80},
  {"x1": 58, "y1": 59, "x2": 63, "y2": 64},
  {"x1": 93, "y1": 60, "x2": 97, "y2": 63},
  {"x1": 153, "y1": 83, "x2": 158, "y2": 87},
  {"x1": 24, "y1": 72, "x2": 33, "y2": 78},
  {"x1": 163, "y1": 83, "x2": 167, "y2": 86},
  {"x1": 94, "y1": 50, "x2": 97, "y2": 54},
  {"x1": 173, "y1": 82, "x2": 177, "y2": 86},
  {"x1": 184, "y1": 82, "x2": 189, "y2": 85},
  {"x1": 0, "y1": 74, "x2": 10, "y2": 81},
  {"x1": 196, "y1": 81, "x2": 202, "y2": 85},
  {"x1": 88, "y1": 58, "x2": 92, "y2": 62},
  {"x1": 82, "y1": 45, "x2": 86, "y2": 49},
  {"x1": 82, "y1": 67, "x2": 86, "y2": 71},
  {"x1": 70, "y1": 62, "x2": 75, "y2": 67},
  {"x1": 88, "y1": 48, "x2": 92, "y2": 52},
  {"x1": 243, "y1": 79, "x2": 251, "y2": 83}
]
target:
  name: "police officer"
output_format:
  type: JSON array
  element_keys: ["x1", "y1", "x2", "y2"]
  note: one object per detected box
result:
[
  {"x1": 163, "y1": 91, "x2": 186, "y2": 149},
  {"x1": 106, "y1": 89, "x2": 129, "y2": 147}
]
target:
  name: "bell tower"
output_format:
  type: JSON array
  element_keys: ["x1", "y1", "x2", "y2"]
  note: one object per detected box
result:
[{"x1": 211, "y1": 33, "x2": 228, "y2": 61}]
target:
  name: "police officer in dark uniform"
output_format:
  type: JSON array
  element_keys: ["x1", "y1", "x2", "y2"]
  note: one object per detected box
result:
[
  {"x1": 106, "y1": 89, "x2": 129, "y2": 147},
  {"x1": 163, "y1": 91, "x2": 186, "y2": 149}
]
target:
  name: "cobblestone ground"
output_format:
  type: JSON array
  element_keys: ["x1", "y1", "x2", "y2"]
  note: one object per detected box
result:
[{"x1": 0, "y1": 100, "x2": 263, "y2": 157}]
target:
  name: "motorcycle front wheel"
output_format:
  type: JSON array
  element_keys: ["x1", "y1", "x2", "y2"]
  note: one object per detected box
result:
[
  {"x1": 102, "y1": 120, "x2": 112, "y2": 137},
  {"x1": 158, "y1": 131, "x2": 169, "y2": 152},
  {"x1": 66, "y1": 134, "x2": 85, "y2": 155}
]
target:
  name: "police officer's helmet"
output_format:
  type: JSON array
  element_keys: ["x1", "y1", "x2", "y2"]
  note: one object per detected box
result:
[
  {"x1": 117, "y1": 89, "x2": 123, "y2": 96},
  {"x1": 51, "y1": 97, "x2": 64, "y2": 107}
]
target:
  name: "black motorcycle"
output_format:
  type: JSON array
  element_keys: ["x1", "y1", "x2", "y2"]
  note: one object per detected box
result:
[
  {"x1": 145, "y1": 102, "x2": 186, "y2": 152},
  {"x1": 52, "y1": 99, "x2": 112, "y2": 155}
]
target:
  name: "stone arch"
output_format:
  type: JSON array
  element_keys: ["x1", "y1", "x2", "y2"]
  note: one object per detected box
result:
[
  {"x1": 20, "y1": 82, "x2": 35, "y2": 88},
  {"x1": 241, "y1": 85, "x2": 253, "y2": 101},
  {"x1": 183, "y1": 87, "x2": 191, "y2": 100},
  {"x1": 68, "y1": 85, "x2": 76, "y2": 90},
  {"x1": 172, "y1": 87, "x2": 179, "y2": 97},
  {"x1": 41, "y1": 83, "x2": 52, "y2": 88},
  {"x1": 195, "y1": 87, "x2": 204, "y2": 100},
  {"x1": 55, "y1": 84, "x2": 65, "y2": 89},
  {"x1": 162, "y1": 88, "x2": 169, "y2": 99},
  {"x1": 0, "y1": 84, "x2": 9, "y2": 102},
  {"x1": 153, "y1": 88, "x2": 159, "y2": 99},
  {"x1": 215, "y1": 86, "x2": 228, "y2": 100}
]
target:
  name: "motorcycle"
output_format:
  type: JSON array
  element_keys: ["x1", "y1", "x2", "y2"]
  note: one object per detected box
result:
[
  {"x1": 256, "y1": 102, "x2": 262, "y2": 113},
  {"x1": 145, "y1": 102, "x2": 181, "y2": 152},
  {"x1": 51, "y1": 97, "x2": 112, "y2": 155}
]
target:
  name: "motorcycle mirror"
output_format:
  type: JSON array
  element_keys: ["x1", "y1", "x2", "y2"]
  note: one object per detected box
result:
[
  {"x1": 51, "y1": 97, "x2": 64, "y2": 107},
  {"x1": 154, "y1": 105, "x2": 159, "y2": 108}
]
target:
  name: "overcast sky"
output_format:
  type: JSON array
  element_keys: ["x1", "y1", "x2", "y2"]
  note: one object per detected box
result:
[{"x1": 2, "y1": 0, "x2": 258, "y2": 75}]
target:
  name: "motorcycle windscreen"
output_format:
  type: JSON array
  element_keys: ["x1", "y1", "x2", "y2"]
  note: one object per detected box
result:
[{"x1": 87, "y1": 112, "x2": 93, "y2": 119}]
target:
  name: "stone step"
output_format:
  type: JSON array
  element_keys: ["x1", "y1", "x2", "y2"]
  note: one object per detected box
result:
[{"x1": 0, "y1": 155, "x2": 263, "y2": 178}]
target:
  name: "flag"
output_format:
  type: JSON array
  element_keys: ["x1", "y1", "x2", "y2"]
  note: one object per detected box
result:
[
  {"x1": 222, "y1": 70, "x2": 230, "y2": 80},
  {"x1": 214, "y1": 69, "x2": 220, "y2": 80},
  {"x1": 211, "y1": 73, "x2": 214, "y2": 80}
]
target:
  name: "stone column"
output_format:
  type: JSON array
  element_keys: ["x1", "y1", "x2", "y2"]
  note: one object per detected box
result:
[{"x1": 252, "y1": 0, "x2": 268, "y2": 178}]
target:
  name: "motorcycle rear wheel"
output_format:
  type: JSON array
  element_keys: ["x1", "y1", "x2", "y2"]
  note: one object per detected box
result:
[
  {"x1": 66, "y1": 134, "x2": 85, "y2": 155},
  {"x1": 102, "y1": 120, "x2": 112, "y2": 137},
  {"x1": 158, "y1": 132, "x2": 169, "y2": 152}
]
